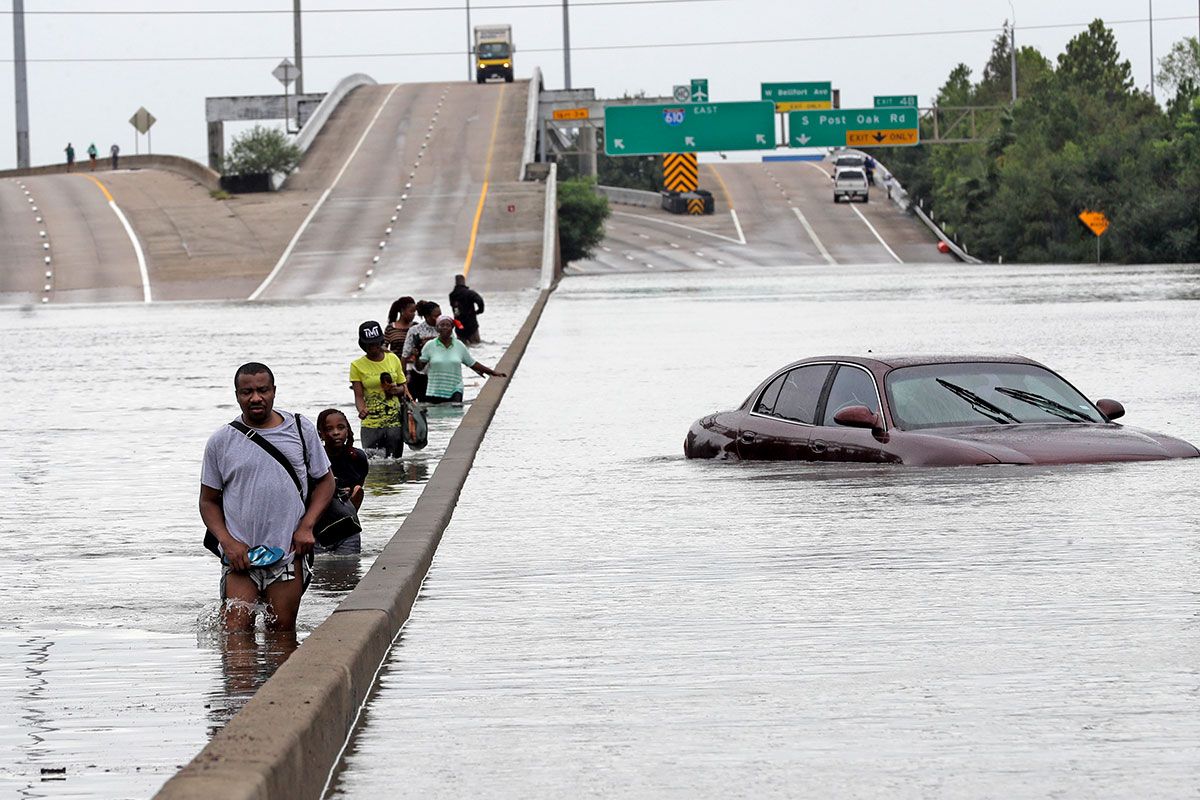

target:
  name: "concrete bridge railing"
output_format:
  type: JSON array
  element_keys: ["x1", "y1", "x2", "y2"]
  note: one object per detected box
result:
[{"x1": 0, "y1": 154, "x2": 221, "y2": 193}]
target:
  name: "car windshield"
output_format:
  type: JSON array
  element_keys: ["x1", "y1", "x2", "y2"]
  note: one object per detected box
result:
[
  {"x1": 885, "y1": 362, "x2": 1103, "y2": 430},
  {"x1": 478, "y1": 43, "x2": 510, "y2": 58}
]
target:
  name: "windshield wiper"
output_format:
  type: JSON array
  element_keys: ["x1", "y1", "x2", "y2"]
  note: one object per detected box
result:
[
  {"x1": 993, "y1": 387, "x2": 1095, "y2": 423},
  {"x1": 936, "y1": 379, "x2": 1019, "y2": 425}
]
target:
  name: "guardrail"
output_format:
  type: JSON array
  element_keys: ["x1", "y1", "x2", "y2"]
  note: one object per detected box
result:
[
  {"x1": 519, "y1": 67, "x2": 543, "y2": 181},
  {"x1": 541, "y1": 161, "x2": 559, "y2": 289},
  {"x1": 595, "y1": 184, "x2": 659, "y2": 208},
  {"x1": 293, "y1": 73, "x2": 377, "y2": 154},
  {"x1": 869, "y1": 156, "x2": 983, "y2": 265},
  {"x1": 0, "y1": 155, "x2": 221, "y2": 193}
]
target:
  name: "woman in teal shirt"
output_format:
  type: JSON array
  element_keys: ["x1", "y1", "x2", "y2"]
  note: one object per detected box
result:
[{"x1": 416, "y1": 315, "x2": 506, "y2": 403}]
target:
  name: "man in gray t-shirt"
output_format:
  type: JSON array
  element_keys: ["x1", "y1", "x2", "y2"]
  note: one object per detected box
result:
[{"x1": 199, "y1": 362, "x2": 333, "y2": 632}]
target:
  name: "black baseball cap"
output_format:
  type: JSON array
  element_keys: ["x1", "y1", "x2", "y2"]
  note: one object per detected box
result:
[{"x1": 358, "y1": 320, "x2": 384, "y2": 348}]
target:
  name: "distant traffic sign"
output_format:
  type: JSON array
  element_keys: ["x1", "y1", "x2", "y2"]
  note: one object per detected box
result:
[
  {"x1": 272, "y1": 58, "x2": 301, "y2": 87},
  {"x1": 604, "y1": 101, "x2": 775, "y2": 155},
  {"x1": 788, "y1": 107, "x2": 919, "y2": 148},
  {"x1": 552, "y1": 107, "x2": 590, "y2": 121},
  {"x1": 673, "y1": 85, "x2": 691, "y2": 102},
  {"x1": 129, "y1": 106, "x2": 156, "y2": 134},
  {"x1": 874, "y1": 95, "x2": 918, "y2": 108},
  {"x1": 690, "y1": 78, "x2": 709, "y2": 103},
  {"x1": 762, "y1": 81, "x2": 832, "y2": 112},
  {"x1": 1078, "y1": 210, "x2": 1109, "y2": 236}
]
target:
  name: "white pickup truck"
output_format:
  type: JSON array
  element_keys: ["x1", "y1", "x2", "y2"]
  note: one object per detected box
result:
[{"x1": 833, "y1": 167, "x2": 869, "y2": 203}]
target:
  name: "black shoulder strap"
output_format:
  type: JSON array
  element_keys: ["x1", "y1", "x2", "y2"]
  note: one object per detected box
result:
[{"x1": 228, "y1": 418, "x2": 304, "y2": 496}]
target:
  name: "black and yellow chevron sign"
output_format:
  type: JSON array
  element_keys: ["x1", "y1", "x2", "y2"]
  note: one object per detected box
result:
[
  {"x1": 687, "y1": 197, "x2": 705, "y2": 215},
  {"x1": 663, "y1": 152, "x2": 698, "y2": 193}
]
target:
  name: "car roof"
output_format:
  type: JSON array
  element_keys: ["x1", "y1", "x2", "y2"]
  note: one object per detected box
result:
[{"x1": 785, "y1": 354, "x2": 1045, "y2": 371}]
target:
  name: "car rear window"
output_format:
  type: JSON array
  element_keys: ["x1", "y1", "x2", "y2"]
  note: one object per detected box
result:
[
  {"x1": 837, "y1": 169, "x2": 866, "y2": 181},
  {"x1": 885, "y1": 362, "x2": 1103, "y2": 430}
]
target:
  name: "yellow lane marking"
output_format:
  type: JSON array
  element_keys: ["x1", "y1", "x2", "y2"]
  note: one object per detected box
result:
[
  {"x1": 705, "y1": 163, "x2": 735, "y2": 211},
  {"x1": 84, "y1": 174, "x2": 114, "y2": 202},
  {"x1": 463, "y1": 83, "x2": 507, "y2": 277}
]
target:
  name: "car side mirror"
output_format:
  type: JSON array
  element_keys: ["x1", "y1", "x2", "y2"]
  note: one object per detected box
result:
[
  {"x1": 1095, "y1": 398, "x2": 1125, "y2": 421},
  {"x1": 834, "y1": 405, "x2": 889, "y2": 442}
]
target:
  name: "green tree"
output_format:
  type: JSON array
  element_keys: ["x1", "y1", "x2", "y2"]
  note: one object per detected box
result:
[
  {"x1": 224, "y1": 124, "x2": 302, "y2": 176},
  {"x1": 1056, "y1": 19, "x2": 1133, "y2": 100},
  {"x1": 1157, "y1": 37, "x2": 1200, "y2": 95},
  {"x1": 557, "y1": 176, "x2": 610, "y2": 263}
]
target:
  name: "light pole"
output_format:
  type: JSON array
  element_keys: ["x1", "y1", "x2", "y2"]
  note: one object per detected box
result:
[
  {"x1": 466, "y1": 0, "x2": 473, "y2": 82},
  {"x1": 12, "y1": 0, "x2": 30, "y2": 168},
  {"x1": 563, "y1": 0, "x2": 573, "y2": 90},
  {"x1": 1149, "y1": 0, "x2": 1155, "y2": 101},
  {"x1": 1008, "y1": 1, "x2": 1017, "y2": 103},
  {"x1": 293, "y1": 0, "x2": 304, "y2": 95}
]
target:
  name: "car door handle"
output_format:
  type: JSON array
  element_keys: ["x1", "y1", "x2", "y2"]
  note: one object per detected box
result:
[
  {"x1": 739, "y1": 431, "x2": 758, "y2": 444},
  {"x1": 810, "y1": 439, "x2": 828, "y2": 454}
]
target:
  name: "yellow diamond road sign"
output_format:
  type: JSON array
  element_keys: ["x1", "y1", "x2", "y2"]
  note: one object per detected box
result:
[
  {"x1": 846, "y1": 129, "x2": 919, "y2": 147},
  {"x1": 1079, "y1": 210, "x2": 1109, "y2": 236}
]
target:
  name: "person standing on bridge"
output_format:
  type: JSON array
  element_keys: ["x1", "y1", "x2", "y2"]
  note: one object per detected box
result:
[
  {"x1": 87, "y1": 143, "x2": 98, "y2": 171},
  {"x1": 110, "y1": 143, "x2": 120, "y2": 170},
  {"x1": 199, "y1": 362, "x2": 334, "y2": 633},
  {"x1": 449, "y1": 274, "x2": 485, "y2": 345},
  {"x1": 64, "y1": 143, "x2": 74, "y2": 171},
  {"x1": 416, "y1": 314, "x2": 506, "y2": 404}
]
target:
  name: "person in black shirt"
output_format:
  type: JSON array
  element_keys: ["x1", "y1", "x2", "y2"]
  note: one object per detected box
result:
[
  {"x1": 315, "y1": 408, "x2": 370, "y2": 554},
  {"x1": 449, "y1": 274, "x2": 485, "y2": 345}
]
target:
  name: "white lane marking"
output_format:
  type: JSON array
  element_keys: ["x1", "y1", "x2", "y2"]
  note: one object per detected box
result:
[
  {"x1": 729, "y1": 209, "x2": 746, "y2": 245},
  {"x1": 791, "y1": 207, "x2": 836, "y2": 266},
  {"x1": 248, "y1": 83, "x2": 402, "y2": 300},
  {"x1": 850, "y1": 203, "x2": 904, "y2": 264},
  {"x1": 107, "y1": 201, "x2": 151, "y2": 302},
  {"x1": 805, "y1": 162, "x2": 834, "y2": 181},
  {"x1": 611, "y1": 210, "x2": 746, "y2": 245}
]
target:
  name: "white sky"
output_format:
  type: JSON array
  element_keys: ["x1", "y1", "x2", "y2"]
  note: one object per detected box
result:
[{"x1": 0, "y1": 0, "x2": 1196, "y2": 170}]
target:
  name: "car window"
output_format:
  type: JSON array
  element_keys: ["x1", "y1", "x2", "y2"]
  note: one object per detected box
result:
[
  {"x1": 768, "y1": 365, "x2": 830, "y2": 424},
  {"x1": 753, "y1": 372, "x2": 787, "y2": 414},
  {"x1": 820, "y1": 365, "x2": 881, "y2": 425},
  {"x1": 837, "y1": 169, "x2": 866, "y2": 181}
]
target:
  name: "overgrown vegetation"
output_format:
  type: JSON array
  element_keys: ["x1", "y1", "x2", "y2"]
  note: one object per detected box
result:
[
  {"x1": 881, "y1": 21, "x2": 1199, "y2": 263},
  {"x1": 557, "y1": 176, "x2": 610, "y2": 263},
  {"x1": 223, "y1": 124, "x2": 302, "y2": 176}
]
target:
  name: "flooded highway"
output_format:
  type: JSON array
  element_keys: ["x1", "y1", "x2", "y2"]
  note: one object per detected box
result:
[
  {"x1": 0, "y1": 292, "x2": 534, "y2": 798},
  {"x1": 329, "y1": 262, "x2": 1200, "y2": 798}
]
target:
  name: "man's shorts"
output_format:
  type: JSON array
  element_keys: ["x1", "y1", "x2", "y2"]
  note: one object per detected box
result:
[
  {"x1": 361, "y1": 425, "x2": 404, "y2": 458},
  {"x1": 220, "y1": 555, "x2": 311, "y2": 599}
]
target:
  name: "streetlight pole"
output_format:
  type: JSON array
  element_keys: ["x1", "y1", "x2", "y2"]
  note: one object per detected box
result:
[
  {"x1": 12, "y1": 0, "x2": 30, "y2": 168},
  {"x1": 293, "y1": 0, "x2": 304, "y2": 95},
  {"x1": 1149, "y1": 0, "x2": 1155, "y2": 101},
  {"x1": 466, "y1": 0, "x2": 473, "y2": 82},
  {"x1": 1008, "y1": 1, "x2": 1017, "y2": 103},
  {"x1": 563, "y1": 0, "x2": 573, "y2": 90}
]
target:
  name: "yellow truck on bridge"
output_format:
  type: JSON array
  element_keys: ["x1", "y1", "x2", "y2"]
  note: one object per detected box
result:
[{"x1": 474, "y1": 25, "x2": 514, "y2": 83}]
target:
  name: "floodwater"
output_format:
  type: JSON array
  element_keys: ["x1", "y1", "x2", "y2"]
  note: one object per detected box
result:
[
  {"x1": 0, "y1": 292, "x2": 534, "y2": 798},
  {"x1": 330, "y1": 262, "x2": 1200, "y2": 799}
]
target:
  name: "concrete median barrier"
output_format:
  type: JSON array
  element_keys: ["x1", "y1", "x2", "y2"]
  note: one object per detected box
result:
[{"x1": 155, "y1": 287, "x2": 555, "y2": 800}]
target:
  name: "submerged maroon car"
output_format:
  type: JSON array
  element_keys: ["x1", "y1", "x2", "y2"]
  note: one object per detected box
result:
[{"x1": 684, "y1": 355, "x2": 1199, "y2": 465}]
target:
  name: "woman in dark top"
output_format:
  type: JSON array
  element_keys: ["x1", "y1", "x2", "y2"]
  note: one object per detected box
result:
[{"x1": 315, "y1": 408, "x2": 369, "y2": 554}]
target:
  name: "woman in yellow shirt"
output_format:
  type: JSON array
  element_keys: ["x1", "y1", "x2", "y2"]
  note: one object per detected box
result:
[{"x1": 350, "y1": 320, "x2": 413, "y2": 458}]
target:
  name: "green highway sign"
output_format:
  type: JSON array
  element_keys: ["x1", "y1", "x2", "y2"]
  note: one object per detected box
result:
[
  {"x1": 788, "y1": 107, "x2": 920, "y2": 148},
  {"x1": 690, "y1": 78, "x2": 710, "y2": 103},
  {"x1": 874, "y1": 95, "x2": 918, "y2": 108},
  {"x1": 762, "y1": 81, "x2": 832, "y2": 111},
  {"x1": 604, "y1": 101, "x2": 776, "y2": 156}
]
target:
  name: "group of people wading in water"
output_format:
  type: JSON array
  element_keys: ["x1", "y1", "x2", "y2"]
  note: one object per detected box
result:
[{"x1": 200, "y1": 275, "x2": 504, "y2": 632}]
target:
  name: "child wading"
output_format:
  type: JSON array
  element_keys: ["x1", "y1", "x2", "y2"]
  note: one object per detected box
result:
[{"x1": 315, "y1": 408, "x2": 369, "y2": 555}]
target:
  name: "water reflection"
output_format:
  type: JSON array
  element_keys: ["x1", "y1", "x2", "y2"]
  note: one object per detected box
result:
[{"x1": 205, "y1": 631, "x2": 298, "y2": 737}]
